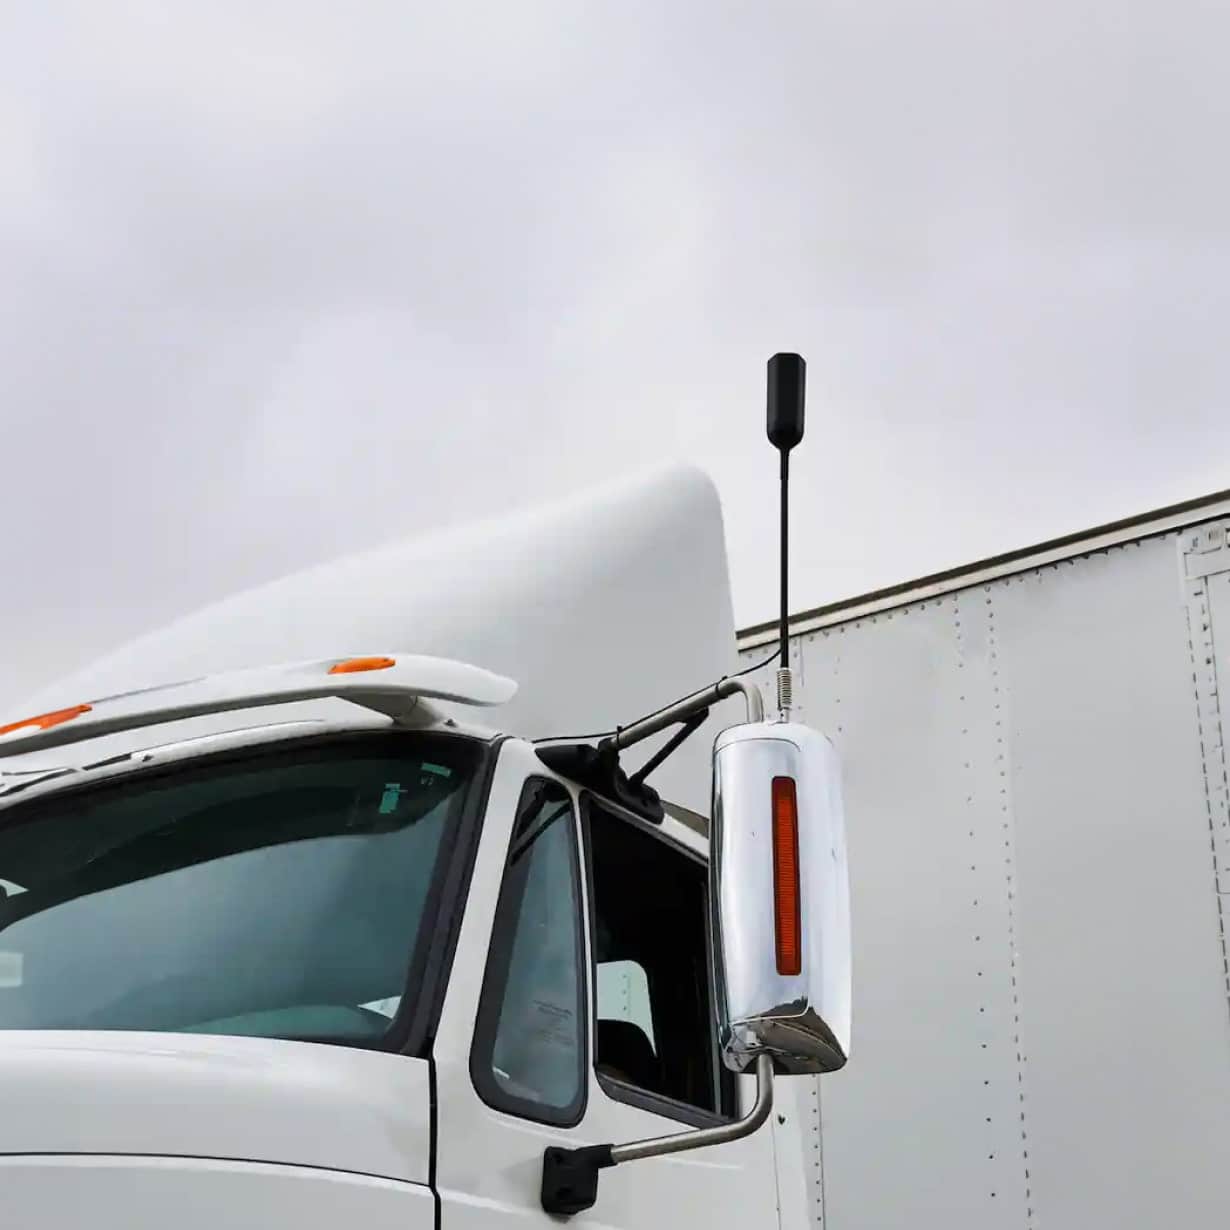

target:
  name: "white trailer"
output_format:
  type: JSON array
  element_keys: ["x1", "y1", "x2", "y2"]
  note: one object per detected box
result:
[{"x1": 737, "y1": 491, "x2": 1230, "y2": 1229}]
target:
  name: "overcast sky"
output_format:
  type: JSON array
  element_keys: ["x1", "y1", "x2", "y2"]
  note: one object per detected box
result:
[{"x1": 4, "y1": 1, "x2": 1229, "y2": 709}]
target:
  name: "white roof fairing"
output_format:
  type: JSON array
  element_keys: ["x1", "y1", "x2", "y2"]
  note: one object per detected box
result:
[{"x1": 14, "y1": 465, "x2": 740, "y2": 812}]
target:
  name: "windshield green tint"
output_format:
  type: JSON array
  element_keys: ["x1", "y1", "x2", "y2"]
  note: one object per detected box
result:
[{"x1": 0, "y1": 734, "x2": 479, "y2": 1044}]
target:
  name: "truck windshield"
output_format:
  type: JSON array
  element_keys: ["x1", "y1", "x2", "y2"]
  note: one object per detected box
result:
[{"x1": 0, "y1": 733, "x2": 480, "y2": 1045}]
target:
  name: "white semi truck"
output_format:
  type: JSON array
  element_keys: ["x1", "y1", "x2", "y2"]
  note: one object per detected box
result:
[
  {"x1": 5, "y1": 399, "x2": 1230, "y2": 1226},
  {"x1": 0, "y1": 362, "x2": 852, "y2": 1230}
]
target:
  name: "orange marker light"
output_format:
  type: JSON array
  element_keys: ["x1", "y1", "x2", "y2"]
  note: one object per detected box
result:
[
  {"x1": 328, "y1": 656, "x2": 396, "y2": 675},
  {"x1": 771, "y1": 775, "x2": 803, "y2": 977},
  {"x1": 0, "y1": 704, "x2": 93, "y2": 738}
]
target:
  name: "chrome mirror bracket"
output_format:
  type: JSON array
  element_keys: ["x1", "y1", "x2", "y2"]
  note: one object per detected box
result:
[{"x1": 539, "y1": 1054, "x2": 774, "y2": 1218}]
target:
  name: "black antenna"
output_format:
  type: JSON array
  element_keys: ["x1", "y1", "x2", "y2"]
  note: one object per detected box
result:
[{"x1": 767, "y1": 353, "x2": 806, "y2": 684}]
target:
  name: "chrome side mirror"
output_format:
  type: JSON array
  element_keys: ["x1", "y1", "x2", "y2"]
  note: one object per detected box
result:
[{"x1": 711, "y1": 721, "x2": 851, "y2": 1075}]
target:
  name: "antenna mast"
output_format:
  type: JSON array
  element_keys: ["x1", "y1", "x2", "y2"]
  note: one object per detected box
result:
[{"x1": 766, "y1": 353, "x2": 806, "y2": 720}]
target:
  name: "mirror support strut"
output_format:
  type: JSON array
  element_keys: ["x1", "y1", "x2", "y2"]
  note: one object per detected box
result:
[{"x1": 611, "y1": 1053, "x2": 774, "y2": 1163}]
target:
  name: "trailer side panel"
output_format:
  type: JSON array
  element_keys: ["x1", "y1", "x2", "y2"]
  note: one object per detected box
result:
[{"x1": 741, "y1": 525, "x2": 1230, "y2": 1229}]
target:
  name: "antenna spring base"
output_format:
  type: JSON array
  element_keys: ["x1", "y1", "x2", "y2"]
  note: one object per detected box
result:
[{"x1": 775, "y1": 667, "x2": 794, "y2": 722}]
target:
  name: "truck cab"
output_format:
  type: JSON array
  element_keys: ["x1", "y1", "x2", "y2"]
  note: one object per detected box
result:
[
  {"x1": 0, "y1": 654, "x2": 835, "y2": 1228},
  {"x1": 0, "y1": 465, "x2": 849, "y2": 1229}
]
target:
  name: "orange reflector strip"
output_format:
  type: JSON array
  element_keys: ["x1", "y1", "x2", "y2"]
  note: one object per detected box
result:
[
  {"x1": 328, "y1": 656, "x2": 396, "y2": 675},
  {"x1": 0, "y1": 704, "x2": 93, "y2": 738},
  {"x1": 772, "y1": 775, "x2": 802, "y2": 977}
]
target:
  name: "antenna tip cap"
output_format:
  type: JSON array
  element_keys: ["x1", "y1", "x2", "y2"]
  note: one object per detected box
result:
[{"x1": 767, "y1": 354, "x2": 806, "y2": 452}]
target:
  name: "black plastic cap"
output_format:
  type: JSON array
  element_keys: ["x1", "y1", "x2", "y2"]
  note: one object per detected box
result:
[
  {"x1": 541, "y1": 1144, "x2": 615, "y2": 1217},
  {"x1": 767, "y1": 353, "x2": 806, "y2": 452}
]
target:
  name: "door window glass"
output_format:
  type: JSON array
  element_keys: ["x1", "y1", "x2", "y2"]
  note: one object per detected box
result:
[
  {"x1": 471, "y1": 778, "x2": 585, "y2": 1125},
  {"x1": 588, "y1": 805, "x2": 728, "y2": 1118}
]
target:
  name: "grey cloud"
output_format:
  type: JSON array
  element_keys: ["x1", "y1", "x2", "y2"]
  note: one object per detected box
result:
[{"x1": 3, "y1": 1, "x2": 1230, "y2": 708}]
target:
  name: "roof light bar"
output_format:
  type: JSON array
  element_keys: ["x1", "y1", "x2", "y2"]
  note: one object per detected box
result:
[{"x1": 0, "y1": 654, "x2": 517, "y2": 761}]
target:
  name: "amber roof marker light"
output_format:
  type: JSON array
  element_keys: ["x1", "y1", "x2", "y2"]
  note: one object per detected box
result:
[
  {"x1": 327, "y1": 656, "x2": 397, "y2": 675},
  {"x1": 0, "y1": 704, "x2": 93, "y2": 739}
]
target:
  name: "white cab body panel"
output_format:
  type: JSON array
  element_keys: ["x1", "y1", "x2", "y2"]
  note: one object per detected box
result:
[
  {"x1": 0, "y1": 1156, "x2": 434, "y2": 1230},
  {"x1": 0, "y1": 1032, "x2": 432, "y2": 1183}
]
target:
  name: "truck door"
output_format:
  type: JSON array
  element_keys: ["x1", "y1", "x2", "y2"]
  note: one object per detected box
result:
[{"x1": 432, "y1": 740, "x2": 780, "y2": 1228}]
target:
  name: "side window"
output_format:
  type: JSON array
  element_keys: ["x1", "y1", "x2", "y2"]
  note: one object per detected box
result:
[
  {"x1": 471, "y1": 778, "x2": 586, "y2": 1125},
  {"x1": 587, "y1": 802, "x2": 730, "y2": 1120}
]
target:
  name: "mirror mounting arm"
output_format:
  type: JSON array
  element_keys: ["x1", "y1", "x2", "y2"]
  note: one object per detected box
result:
[
  {"x1": 610, "y1": 677, "x2": 764, "y2": 753},
  {"x1": 610, "y1": 1053, "x2": 774, "y2": 1163},
  {"x1": 540, "y1": 1054, "x2": 774, "y2": 1218}
]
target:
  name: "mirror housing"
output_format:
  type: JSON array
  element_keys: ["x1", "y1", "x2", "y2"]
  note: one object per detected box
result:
[{"x1": 711, "y1": 720, "x2": 851, "y2": 1075}]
